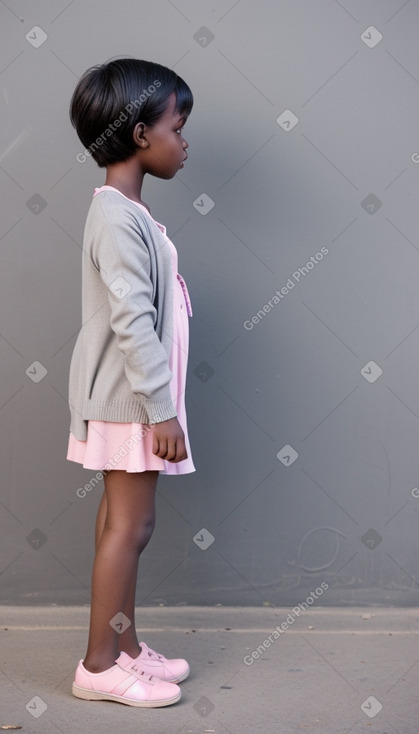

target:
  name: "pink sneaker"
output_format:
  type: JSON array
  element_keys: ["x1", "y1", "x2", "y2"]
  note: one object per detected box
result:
[
  {"x1": 72, "y1": 651, "x2": 181, "y2": 707},
  {"x1": 125, "y1": 641, "x2": 190, "y2": 683}
]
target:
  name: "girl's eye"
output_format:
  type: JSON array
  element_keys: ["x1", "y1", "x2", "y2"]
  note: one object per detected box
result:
[{"x1": 175, "y1": 127, "x2": 184, "y2": 135}]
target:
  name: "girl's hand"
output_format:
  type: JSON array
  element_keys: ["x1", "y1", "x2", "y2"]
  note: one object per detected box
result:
[{"x1": 152, "y1": 417, "x2": 188, "y2": 462}]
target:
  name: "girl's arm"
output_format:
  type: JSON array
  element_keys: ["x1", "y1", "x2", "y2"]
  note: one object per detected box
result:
[{"x1": 89, "y1": 200, "x2": 179, "y2": 428}]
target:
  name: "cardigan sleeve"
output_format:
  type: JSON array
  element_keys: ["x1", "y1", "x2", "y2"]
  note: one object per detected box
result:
[{"x1": 89, "y1": 200, "x2": 177, "y2": 425}]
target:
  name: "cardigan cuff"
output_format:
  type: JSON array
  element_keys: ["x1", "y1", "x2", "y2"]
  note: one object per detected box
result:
[{"x1": 83, "y1": 398, "x2": 177, "y2": 426}]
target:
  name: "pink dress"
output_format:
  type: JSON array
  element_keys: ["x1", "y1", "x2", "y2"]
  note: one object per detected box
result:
[{"x1": 66, "y1": 186, "x2": 195, "y2": 475}]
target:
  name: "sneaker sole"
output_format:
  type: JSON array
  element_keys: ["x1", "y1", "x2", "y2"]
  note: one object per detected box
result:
[{"x1": 72, "y1": 683, "x2": 181, "y2": 707}]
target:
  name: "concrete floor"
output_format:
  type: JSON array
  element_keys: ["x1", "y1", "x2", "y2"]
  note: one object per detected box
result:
[{"x1": 0, "y1": 605, "x2": 418, "y2": 734}]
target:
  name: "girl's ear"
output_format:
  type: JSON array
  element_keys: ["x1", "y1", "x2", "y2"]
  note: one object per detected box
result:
[{"x1": 133, "y1": 122, "x2": 149, "y2": 148}]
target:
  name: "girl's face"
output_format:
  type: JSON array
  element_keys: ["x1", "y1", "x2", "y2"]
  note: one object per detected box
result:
[{"x1": 138, "y1": 92, "x2": 189, "y2": 179}]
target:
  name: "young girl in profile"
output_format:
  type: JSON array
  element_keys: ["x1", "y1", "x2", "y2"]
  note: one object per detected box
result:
[{"x1": 66, "y1": 58, "x2": 195, "y2": 708}]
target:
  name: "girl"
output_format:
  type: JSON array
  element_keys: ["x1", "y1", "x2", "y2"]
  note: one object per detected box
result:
[{"x1": 66, "y1": 58, "x2": 195, "y2": 708}]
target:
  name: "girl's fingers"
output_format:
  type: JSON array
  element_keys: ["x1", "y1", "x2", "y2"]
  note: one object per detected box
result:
[
  {"x1": 153, "y1": 439, "x2": 188, "y2": 462},
  {"x1": 152, "y1": 434, "x2": 160, "y2": 456},
  {"x1": 158, "y1": 440, "x2": 168, "y2": 458},
  {"x1": 174, "y1": 438, "x2": 187, "y2": 463},
  {"x1": 151, "y1": 420, "x2": 188, "y2": 461},
  {"x1": 165, "y1": 439, "x2": 177, "y2": 462}
]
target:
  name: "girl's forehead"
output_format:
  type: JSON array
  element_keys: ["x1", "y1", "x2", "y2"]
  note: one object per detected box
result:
[{"x1": 159, "y1": 92, "x2": 188, "y2": 125}]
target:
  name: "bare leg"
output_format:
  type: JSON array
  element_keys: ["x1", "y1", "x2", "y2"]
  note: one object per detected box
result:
[
  {"x1": 83, "y1": 470, "x2": 158, "y2": 673},
  {"x1": 94, "y1": 486, "x2": 141, "y2": 658},
  {"x1": 94, "y1": 488, "x2": 107, "y2": 552}
]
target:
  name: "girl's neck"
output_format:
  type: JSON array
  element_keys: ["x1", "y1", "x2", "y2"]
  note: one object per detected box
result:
[{"x1": 104, "y1": 161, "x2": 150, "y2": 213}]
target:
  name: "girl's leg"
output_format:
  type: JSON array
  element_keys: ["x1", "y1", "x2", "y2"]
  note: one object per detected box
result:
[
  {"x1": 94, "y1": 486, "x2": 141, "y2": 658},
  {"x1": 94, "y1": 488, "x2": 107, "y2": 551},
  {"x1": 83, "y1": 469, "x2": 158, "y2": 673}
]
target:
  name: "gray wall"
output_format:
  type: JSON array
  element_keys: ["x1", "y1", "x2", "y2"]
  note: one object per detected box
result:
[{"x1": 1, "y1": 0, "x2": 419, "y2": 606}]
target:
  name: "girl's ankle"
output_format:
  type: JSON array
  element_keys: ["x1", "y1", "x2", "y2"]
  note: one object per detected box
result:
[
  {"x1": 121, "y1": 645, "x2": 141, "y2": 659},
  {"x1": 83, "y1": 657, "x2": 116, "y2": 674}
]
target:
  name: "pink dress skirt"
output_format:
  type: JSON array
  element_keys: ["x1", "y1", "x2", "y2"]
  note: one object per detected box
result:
[{"x1": 66, "y1": 193, "x2": 195, "y2": 476}]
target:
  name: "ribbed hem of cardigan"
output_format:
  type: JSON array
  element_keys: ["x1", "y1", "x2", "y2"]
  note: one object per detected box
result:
[{"x1": 83, "y1": 398, "x2": 177, "y2": 426}]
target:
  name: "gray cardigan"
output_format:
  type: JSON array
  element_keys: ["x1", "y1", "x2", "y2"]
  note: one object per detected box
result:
[{"x1": 68, "y1": 189, "x2": 177, "y2": 441}]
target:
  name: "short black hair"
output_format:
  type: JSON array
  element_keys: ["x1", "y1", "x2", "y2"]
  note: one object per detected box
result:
[{"x1": 70, "y1": 58, "x2": 193, "y2": 167}]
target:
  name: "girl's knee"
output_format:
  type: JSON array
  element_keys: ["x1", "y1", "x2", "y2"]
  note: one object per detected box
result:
[
  {"x1": 103, "y1": 512, "x2": 155, "y2": 554},
  {"x1": 135, "y1": 515, "x2": 155, "y2": 554}
]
